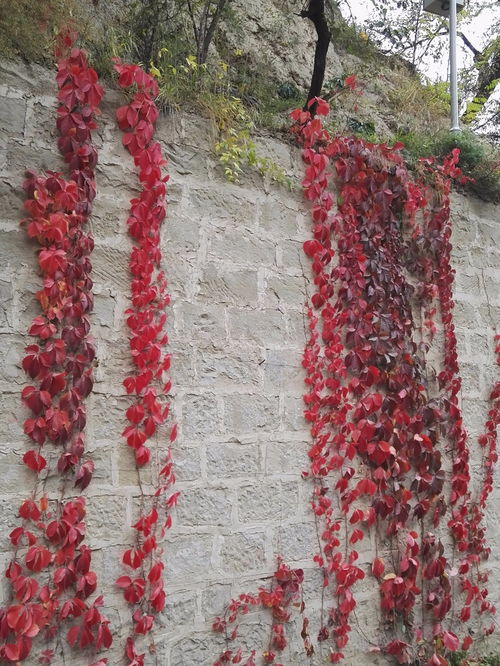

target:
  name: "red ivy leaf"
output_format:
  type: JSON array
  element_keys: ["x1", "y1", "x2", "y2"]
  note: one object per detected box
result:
[{"x1": 442, "y1": 631, "x2": 459, "y2": 651}]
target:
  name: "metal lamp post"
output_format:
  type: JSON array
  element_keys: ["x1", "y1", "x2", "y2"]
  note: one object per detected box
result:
[{"x1": 423, "y1": 0, "x2": 465, "y2": 132}]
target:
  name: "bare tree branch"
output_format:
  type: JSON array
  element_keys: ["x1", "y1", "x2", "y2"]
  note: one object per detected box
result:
[
  {"x1": 459, "y1": 31, "x2": 480, "y2": 58},
  {"x1": 199, "y1": 0, "x2": 228, "y2": 64}
]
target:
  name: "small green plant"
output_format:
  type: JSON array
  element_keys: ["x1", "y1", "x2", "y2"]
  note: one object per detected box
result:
[
  {"x1": 449, "y1": 652, "x2": 500, "y2": 666},
  {"x1": 396, "y1": 128, "x2": 500, "y2": 202},
  {"x1": 85, "y1": 29, "x2": 138, "y2": 79},
  {"x1": 215, "y1": 124, "x2": 292, "y2": 187},
  {"x1": 346, "y1": 117, "x2": 379, "y2": 143},
  {"x1": 151, "y1": 51, "x2": 292, "y2": 186}
]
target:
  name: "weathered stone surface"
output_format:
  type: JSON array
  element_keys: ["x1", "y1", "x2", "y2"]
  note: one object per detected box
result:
[
  {"x1": 0, "y1": 497, "x2": 23, "y2": 552},
  {"x1": 177, "y1": 488, "x2": 233, "y2": 527},
  {"x1": 86, "y1": 494, "x2": 129, "y2": 546},
  {"x1": 263, "y1": 347, "x2": 304, "y2": 391},
  {"x1": 220, "y1": 531, "x2": 268, "y2": 573},
  {"x1": 227, "y1": 307, "x2": 286, "y2": 346},
  {"x1": 237, "y1": 481, "x2": 299, "y2": 524},
  {"x1": 165, "y1": 535, "x2": 214, "y2": 580},
  {"x1": 196, "y1": 345, "x2": 262, "y2": 386},
  {"x1": 259, "y1": 196, "x2": 300, "y2": 237},
  {"x1": 201, "y1": 582, "x2": 232, "y2": 619},
  {"x1": 265, "y1": 272, "x2": 306, "y2": 305},
  {"x1": 223, "y1": 393, "x2": 279, "y2": 433},
  {"x1": 274, "y1": 522, "x2": 317, "y2": 562},
  {"x1": 182, "y1": 393, "x2": 221, "y2": 439},
  {"x1": 0, "y1": 60, "x2": 498, "y2": 665},
  {"x1": 206, "y1": 442, "x2": 262, "y2": 478},
  {"x1": 198, "y1": 264, "x2": 259, "y2": 306},
  {"x1": 0, "y1": 97, "x2": 26, "y2": 136},
  {"x1": 171, "y1": 443, "x2": 203, "y2": 482},
  {"x1": 163, "y1": 588, "x2": 199, "y2": 626},
  {"x1": 189, "y1": 185, "x2": 257, "y2": 223},
  {"x1": 169, "y1": 634, "x2": 218, "y2": 666},
  {"x1": 178, "y1": 302, "x2": 227, "y2": 343},
  {"x1": 209, "y1": 227, "x2": 276, "y2": 267}
]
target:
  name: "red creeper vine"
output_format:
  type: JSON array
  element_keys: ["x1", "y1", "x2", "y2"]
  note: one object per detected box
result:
[
  {"x1": 292, "y1": 95, "x2": 498, "y2": 665},
  {"x1": 0, "y1": 34, "x2": 111, "y2": 664},
  {"x1": 112, "y1": 60, "x2": 178, "y2": 664},
  {"x1": 212, "y1": 560, "x2": 306, "y2": 665}
]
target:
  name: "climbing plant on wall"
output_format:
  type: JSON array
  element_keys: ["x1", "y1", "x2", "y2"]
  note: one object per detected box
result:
[
  {"x1": 113, "y1": 59, "x2": 178, "y2": 664},
  {"x1": 0, "y1": 21, "x2": 498, "y2": 666},
  {"x1": 293, "y1": 96, "x2": 499, "y2": 666},
  {"x1": 0, "y1": 33, "x2": 111, "y2": 664}
]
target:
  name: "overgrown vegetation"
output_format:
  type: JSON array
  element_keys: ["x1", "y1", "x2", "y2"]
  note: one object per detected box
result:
[
  {"x1": 396, "y1": 128, "x2": 500, "y2": 202},
  {"x1": 151, "y1": 52, "x2": 292, "y2": 185},
  {"x1": 0, "y1": 0, "x2": 82, "y2": 61},
  {"x1": 0, "y1": 0, "x2": 499, "y2": 199},
  {"x1": 389, "y1": 78, "x2": 450, "y2": 120},
  {"x1": 449, "y1": 652, "x2": 500, "y2": 666}
]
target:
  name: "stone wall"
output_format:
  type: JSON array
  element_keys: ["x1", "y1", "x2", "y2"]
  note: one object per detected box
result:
[{"x1": 0, "y1": 59, "x2": 499, "y2": 666}]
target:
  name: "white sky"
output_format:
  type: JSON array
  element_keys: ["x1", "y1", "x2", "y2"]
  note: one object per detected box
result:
[{"x1": 338, "y1": 1, "x2": 500, "y2": 83}]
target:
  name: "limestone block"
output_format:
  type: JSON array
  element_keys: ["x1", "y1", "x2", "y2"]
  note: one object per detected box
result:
[
  {"x1": 451, "y1": 212, "x2": 478, "y2": 247},
  {"x1": 0, "y1": 333, "x2": 25, "y2": 391},
  {"x1": 93, "y1": 245, "x2": 131, "y2": 292},
  {"x1": 0, "y1": 97, "x2": 26, "y2": 137},
  {"x1": 223, "y1": 393, "x2": 279, "y2": 433},
  {"x1": 178, "y1": 302, "x2": 227, "y2": 344},
  {"x1": 196, "y1": 345, "x2": 262, "y2": 387},
  {"x1": 182, "y1": 393, "x2": 222, "y2": 440},
  {"x1": 227, "y1": 307, "x2": 287, "y2": 346},
  {"x1": 206, "y1": 441, "x2": 262, "y2": 478},
  {"x1": 162, "y1": 212, "x2": 200, "y2": 254},
  {"x1": 274, "y1": 522, "x2": 317, "y2": 562},
  {"x1": 265, "y1": 272, "x2": 306, "y2": 305},
  {"x1": 85, "y1": 494, "x2": 129, "y2": 546},
  {"x1": 0, "y1": 447, "x2": 33, "y2": 493},
  {"x1": 265, "y1": 438, "x2": 309, "y2": 475},
  {"x1": 0, "y1": 391, "x2": 22, "y2": 440},
  {"x1": 165, "y1": 534, "x2": 214, "y2": 580},
  {"x1": 453, "y1": 269, "x2": 482, "y2": 299},
  {"x1": 281, "y1": 394, "x2": 306, "y2": 431},
  {"x1": 176, "y1": 487, "x2": 233, "y2": 527},
  {"x1": 237, "y1": 481, "x2": 299, "y2": 524},
  {"x1": 0, "y1": 496, "x2": 22, "y2": 553},
  {"x1": 209, "y1": 227, "x2": 276, "y2": 267},
  {"x1": 188, "y1": 186, "x2": 257, "y2": 225},
  {"x1": 263, "y1": 347, "x2": 304, "y2": 391},
  {"x1": 0, "y1": 277, "x2": 13, "y2": 330},
  {"x1": 198, "y1": 264, "x2": 258, "y2": 306},
  {"x1": 171, "y1": 443, "x2": 203, "y2": 482},
  {"x1": 163, "y1": 588, "x2": 199, "y2": 626},
  {"x1": 169, "y1": 633, "x2": 219, "y2": 666},
  {"x1": 201, "y1": 582, "x2": 232, "y2": 619},
  {"x1": 259, "y1": 196, "x2": 300, "y2": 237},
  {"x1": 220, "y1": 530, "x2": 268, "y2": 573}
]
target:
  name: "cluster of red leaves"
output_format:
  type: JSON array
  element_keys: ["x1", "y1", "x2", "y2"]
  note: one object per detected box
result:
[
  {"x1": 406, "y1": 151, "x2": 498, "y2": 638},
  {"x1": 113, "y1": 60, "x2": 177, "y2": 664},
  {"x1": 212, "y1": 561, "x2": 305, "y2": 665},
  {"x1": 293, "y1": 99, "x2": 498, "y2": 665},
  {"x1": 0, "y1": 37, "x2": 111, "y2": 664}
]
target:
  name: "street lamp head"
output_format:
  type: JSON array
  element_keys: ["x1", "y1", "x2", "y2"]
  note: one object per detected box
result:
[{"x1": 423, "y1": 0, "x2": 464, "y2": 17}]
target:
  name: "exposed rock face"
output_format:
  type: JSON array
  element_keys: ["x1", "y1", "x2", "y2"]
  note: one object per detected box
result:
[{"x1": 221, "y1": 0, "x2": 344, "y2": 88}]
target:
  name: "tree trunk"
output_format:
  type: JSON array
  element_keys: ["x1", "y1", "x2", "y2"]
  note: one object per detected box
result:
[{"x1": 301, "y1": 0, "x2": 331, "y2": 115}]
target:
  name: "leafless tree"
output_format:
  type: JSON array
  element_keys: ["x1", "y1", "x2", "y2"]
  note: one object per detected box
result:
[{"x1": 185, "y1": 0, "x2": 229, "y2": 64}]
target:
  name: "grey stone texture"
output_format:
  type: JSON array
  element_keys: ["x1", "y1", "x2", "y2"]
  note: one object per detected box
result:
[{"x1": 0, "y1": 59, "x2": 499, "y2": 665}]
